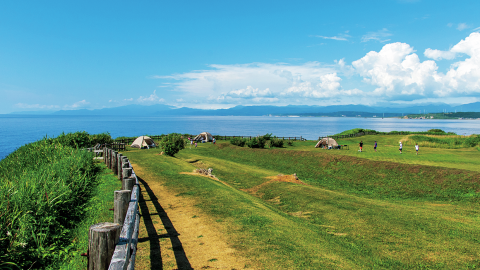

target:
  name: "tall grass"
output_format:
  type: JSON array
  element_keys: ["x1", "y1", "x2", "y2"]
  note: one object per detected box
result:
[
  {"x1": 0, "y1": 134, "x2": 108, "y2": 268},
  {"x1": 407, "y1": 134, "x2": 480, "y2": 149}
]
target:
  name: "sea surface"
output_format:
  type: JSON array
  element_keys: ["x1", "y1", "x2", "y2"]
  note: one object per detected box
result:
[{"x1": 1, "y1": 115, "x2": 480, "y2": 160}]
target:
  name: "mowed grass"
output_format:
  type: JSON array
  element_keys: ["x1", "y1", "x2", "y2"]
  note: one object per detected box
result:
[
  {"x1": 289, "y1": 134, "x2": 480, "y2": 173},
  {"x1": 125, "y1": 136, "x2": 480, "y2": 269}
]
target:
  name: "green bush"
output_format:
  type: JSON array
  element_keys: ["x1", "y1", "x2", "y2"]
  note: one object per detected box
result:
[
  {"x1": 230, "y1": 137, "x2": 247, "y2": 147},
  {"x1": 159, "y1": 133, "x2": 186, "y2": 156},
  {"x1": 44, "y1": 131, "x2": 113, "y2": 148},
  {"x1": 270, "y1": 137, "x2": 284, "y2": 148},
  {"x1": 247, "y1": 136, "x2": 266, "y2": 149}
]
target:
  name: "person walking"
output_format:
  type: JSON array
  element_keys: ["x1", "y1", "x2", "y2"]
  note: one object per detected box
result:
[
  {"x1": 195, "y1": 142, "x2": 197, "y2": 148},
  {"x1": 399, "y1": 141, "x2": 403, "y2": 154},
  {"x1": 359, "y1": 141, "x2": 363, "y2": 152},
  {"x1": 374, "y1": 141, "x2": 377, "y2": 152},
  {"x1": 415, "y1": 143, "x2": 419, "y2": 155}
]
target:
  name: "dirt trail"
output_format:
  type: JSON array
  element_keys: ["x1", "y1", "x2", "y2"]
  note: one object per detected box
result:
[{"x1": 132, "y1": 163, "x2": 252, "y2": 270}]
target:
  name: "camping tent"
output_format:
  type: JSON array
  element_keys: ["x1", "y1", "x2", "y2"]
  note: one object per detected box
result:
[
  {"x1": 194, "y1": 132, "x2": 213, "y2": 142},
  {"x1": 315, "y1": 137, "x2": 338, "y2": 148},
  {"x1": 131, "y1": 136, "x2": 156, "y2": 149}
]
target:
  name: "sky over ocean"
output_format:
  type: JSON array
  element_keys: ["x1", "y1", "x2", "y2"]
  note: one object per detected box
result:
[{"x1": 1, "y1": 1, "x2": 480, "y2": 114}]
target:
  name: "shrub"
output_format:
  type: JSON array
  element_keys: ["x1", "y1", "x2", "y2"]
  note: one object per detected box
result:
[
  {"x1": 270, "y1": 137, "x2": 284, "y2": 148},
  {"x1": 90, "y1": 132, "x2": 113, "y2": 146},
  {"x1": 159, "y1": 133, "x2": 186, "y2": 156},
  {"x1": 230, "y1": 137, "x2": 247, "y2": 147},
  {"x1": 247, "y1": 137, "x2": 266, "y2": 149}
]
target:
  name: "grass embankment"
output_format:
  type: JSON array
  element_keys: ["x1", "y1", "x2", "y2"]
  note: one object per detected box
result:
[
  {"x1": 0, "y1": 133, "x2": 120, "y2": 269},
  {"x1": 126, "y1": 135, "x2": 480, "y2": 269}
]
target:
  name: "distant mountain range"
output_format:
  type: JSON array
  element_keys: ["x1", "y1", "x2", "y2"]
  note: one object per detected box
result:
[{"x1": 9, "y1": 102, "x2": 480, "y2": 117}]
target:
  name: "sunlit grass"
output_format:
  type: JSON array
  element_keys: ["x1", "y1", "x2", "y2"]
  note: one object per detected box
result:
[{"x1": 126, "y1": 138, "x2": 480, "y2": 269}]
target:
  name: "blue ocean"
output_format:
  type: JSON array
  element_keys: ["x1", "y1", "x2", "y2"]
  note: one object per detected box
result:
[{"x1": 1, "y1": 115, "x2": 480, "y2": 160}]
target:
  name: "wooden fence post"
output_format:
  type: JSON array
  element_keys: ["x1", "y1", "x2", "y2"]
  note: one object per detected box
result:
[
  {"x1": 114, "y1": 190, "x2": 131, "y2": 225},
  {"x1": 88, "y1": 222, "x2": 121, "y2": 270},
  {"x1": 112, "y1": 151, "x2": 118, "y2": 175},
  {"x1": 103, "y1": 147, "x2": 107, "y2": 164},
  {"x1": 107, "y1": 150, "x2": 111, "y2": 169},
  {"x1": 123, "y1": 177, "x2": 135, "y2": 191},
  {"x1": 120, "y1": 157, "x2": 129, "y2": 180},
  {"x1": 116, "y1": 153, "x2": 123, "y2": 179},
  {"x1": 123, "y1": 167, "x2": 132, "y2": 181}
]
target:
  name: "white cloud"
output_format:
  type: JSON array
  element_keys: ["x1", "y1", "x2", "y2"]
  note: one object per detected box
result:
[
  {"x1": 424, "y1": 48, "x2": 456, "y2": 60},
  {"x1": 353, "y1": 33, "x2": 480, "y2": 99},
  {"x1": 361, "y1": 28, "x2": 392, "y2": 43},
  {"x1": 443, "y1": 32, "x2": 480, "y2": 94},
  {"x1": 457, "y1": 23, "x2": 470, "y2": 31},
  {"x1": 157, "y1": 62, "x2": 348, "y2": 105},
  {"x1": 137, "y1": 90, "x2": 165, "y2": 104},
  {"x1": 313, "y1": 32, "x2": 351, "y2": 41},
  {"x1": 69, "y1": 100, "x2": 89, "y2": 108},
  {"x1": 352, "y1": 42, "x2": 441, "y2": 98},
  {"x1": 473, "y1": 26, "x2": 480, "y2": 32}
]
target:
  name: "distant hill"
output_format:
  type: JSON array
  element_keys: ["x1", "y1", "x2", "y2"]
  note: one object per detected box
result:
[{"x1": 12, "y1": 102, "x2": 480, "y2": 117}]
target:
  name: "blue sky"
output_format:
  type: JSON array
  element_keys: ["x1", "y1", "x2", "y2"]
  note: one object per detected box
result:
[{"x1": 1, "y1": 0, "x2": 480, "y2": 114}]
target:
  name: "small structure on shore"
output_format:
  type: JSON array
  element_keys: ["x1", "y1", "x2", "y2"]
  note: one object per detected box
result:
[
  {"x1": 315, "y1": 137, "x2": 338, "y2": 148},
  {"x1": 194, "y1": 132, "x2": 213, "y2": 142},
  {"x1": 130, "y1": 136, "x2": 156, "y2": 149}
]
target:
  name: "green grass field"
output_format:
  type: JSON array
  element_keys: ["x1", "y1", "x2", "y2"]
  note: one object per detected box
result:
[{"x1": 125, "y1": 134, "x2": 480, "y2": 269}]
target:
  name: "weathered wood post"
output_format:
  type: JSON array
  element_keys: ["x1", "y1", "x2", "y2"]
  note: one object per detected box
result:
[
  {"x1": 111, "y1": 151, "x2": 117, "y2": 174},
  {"x1": 106, "y1": 149, "x2": 110, "y2": 169},
  {"x1": 116, "y1": 153, "x2": 123, "y2": 179},
  {"x1": 122, "y1": 167, "x2": 132, "y2": 183},
  {"x1": 88, "y1": 222, "x2": 121, "y2": 270},
  {"x1": 103, "y1": 147, "x2": 107, "y2": 164},
  {"x1": 123, "y1": 177, "x2": 135, "y2": 191},
  {"x1": 108, "y1": 149, "x2": 113, "y2": 169},
  {"x1": 120, "y1": 157, "x2": 129, "y2": 180},
  {"x1": 114, "y1": 190, "x2": 131, "y2": 225}
]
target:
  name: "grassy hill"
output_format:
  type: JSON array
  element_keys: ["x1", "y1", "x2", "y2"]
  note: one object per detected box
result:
[{"x1": 125, "y1": 134, "x2": 480, "y2": 269}]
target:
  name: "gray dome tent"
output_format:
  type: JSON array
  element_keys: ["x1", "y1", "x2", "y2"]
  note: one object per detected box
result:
[
  {"x1": 315, "y1": 137, "x2": 338, "y2": 148},
  {"x1": 193, "y1": 132, "x2": 213, "y2": 142}
]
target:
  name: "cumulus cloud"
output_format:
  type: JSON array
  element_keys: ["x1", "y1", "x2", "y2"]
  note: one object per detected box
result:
[
  {"x1": 361, "y1": 28, "x2": 392, "y2": 43},
  {"x1": 352, "y1": 42, "x2": 441, "y2": 98},
  {"x1": 424, "y1": 48, "x2": 456, "y2": 60},
  {"x1": 353, "y1": 32, "x2": 480, "y2": 99},
  {"x1": 157, "y1": 62, "x2": 351, "y2": 105},
  {"x1": 443, "y1": 32, "x2": 480, "y2": 94}
]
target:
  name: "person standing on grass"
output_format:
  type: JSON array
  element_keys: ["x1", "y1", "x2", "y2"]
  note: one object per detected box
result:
[
  {"x1": 195, "y1": 142, "x2": 197, "y2": 148},
  {"x1": 415, "y1": 143, "x2": 419, "y2": 155},
  {"x1": 374, "y1": 141, "x2": 377, "y2": 152},
  {"x1": 399, "y1": 141, "x2": 403, "y2": 153},
  {"x1": 359, "y1": 141, "x2": 363, "y2": 152}
]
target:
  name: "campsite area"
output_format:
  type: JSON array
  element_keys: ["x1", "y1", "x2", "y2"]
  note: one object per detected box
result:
[{"x1": 124, "y1": 133, "x2": 480, "y2": 269}]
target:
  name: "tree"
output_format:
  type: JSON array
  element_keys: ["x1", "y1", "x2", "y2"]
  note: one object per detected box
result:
[{"x1": 159, "y1": 133, "x2": 186, "y2": 156}]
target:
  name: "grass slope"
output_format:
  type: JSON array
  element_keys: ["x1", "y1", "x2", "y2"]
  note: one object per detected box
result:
[{"x1": 126, "y1": 136, "x2": 480, "y2": 269}]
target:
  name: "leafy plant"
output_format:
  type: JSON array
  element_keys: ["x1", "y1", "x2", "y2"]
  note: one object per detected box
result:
[
  {"x1": 159, "y1": 133, "x2": 186, "y2": 156},
  {"x1": 230, "y1": 137, "x2": 247, "y2": 147},
  {"x1": 246, "y1": 136, "x2": 266, "y2": 149},
  {"x1": 269, "y1": 137, "x2": 284, "y2": 148}
]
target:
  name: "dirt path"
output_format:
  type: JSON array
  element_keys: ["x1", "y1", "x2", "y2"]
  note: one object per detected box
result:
[{"x1": 132, "y1": 163, "x2": 252, "y2": 270}]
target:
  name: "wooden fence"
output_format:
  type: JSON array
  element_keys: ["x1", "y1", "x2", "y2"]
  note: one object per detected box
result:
[{"x1": 85, "y1": 148, "x2": 140, "y2": 270}]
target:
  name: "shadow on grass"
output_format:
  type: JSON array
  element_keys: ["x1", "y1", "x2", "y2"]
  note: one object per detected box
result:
[{"x1": 137, "y1": 176, "x2": 193, "y2": 270}]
